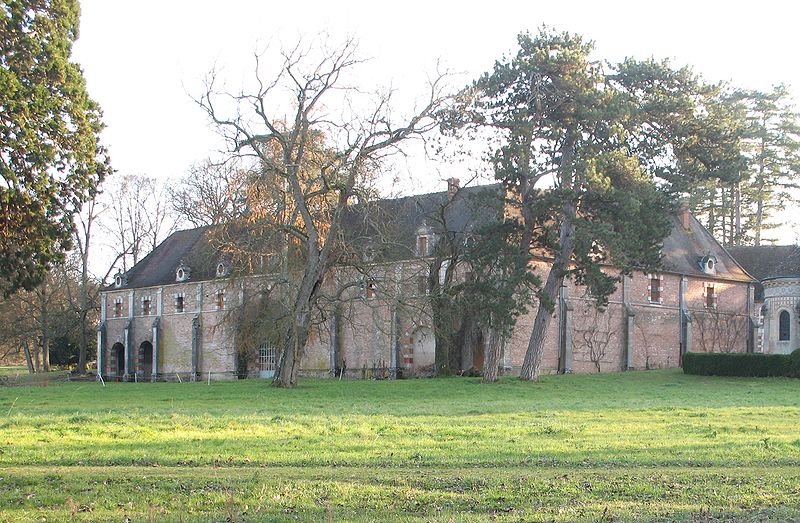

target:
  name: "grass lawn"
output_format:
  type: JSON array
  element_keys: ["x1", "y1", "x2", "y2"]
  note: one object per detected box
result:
[{"x1": 0, "y1": 370, "x2": 798, "y2": 521}]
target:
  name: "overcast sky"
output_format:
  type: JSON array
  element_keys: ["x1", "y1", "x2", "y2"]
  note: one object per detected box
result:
[{"x1": 71, "y1": 0, "x2": 800, "y2": 245}]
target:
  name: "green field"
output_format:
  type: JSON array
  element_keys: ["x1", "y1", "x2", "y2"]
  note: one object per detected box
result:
[{"x1": 1, "y1": 370, "x2": 798, "y2": 521}]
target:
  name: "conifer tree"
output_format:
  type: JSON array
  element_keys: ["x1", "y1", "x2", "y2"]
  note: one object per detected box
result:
[
  {"x1": 0, "y1": 0, "x2": 110, "y2": 296},
  {"x1": 443, "y1": 29, "x2": 740, "y2": 380}
]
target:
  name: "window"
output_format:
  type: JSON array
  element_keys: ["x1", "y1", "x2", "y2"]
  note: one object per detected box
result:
[
  {"x1": 175, "y1": 294, "x2": 185, "y2": 313},
  {"x1": 417, "y1": 236, "x2": 428, "y2": 256},
  {"x1": 216, "y1": 290, "x2": 225, "y2": 310},
  {"x1": 705, "y1": 284, "x2": 716, "y2": 309},
  {"x1": 648, "y1": 274, "x2": 662, "y2": 303},
  {"x1": 779, "y1": 310, "x2": 791, "y2": 341},
  {"x1": 113, "y1": 298, "x2": 123, "y2": 317},
  {"x1": 366, "y1": 280, "x2": 377, "y2": 300},
  {"x1": 142, "y1": 298, "x2": 151, "y2": 316},
  {"x1": 258, "y1": 343, "x2": 277, "y2": 375}
]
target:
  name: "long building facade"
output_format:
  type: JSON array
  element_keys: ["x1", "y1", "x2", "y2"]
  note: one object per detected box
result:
[{"x1": 97, "y1": 183, "x2": 758, "y2": 381}]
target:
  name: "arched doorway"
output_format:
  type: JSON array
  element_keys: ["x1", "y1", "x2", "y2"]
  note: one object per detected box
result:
[
  {"x1": 111, "y1": 342, "x2": 125, "y2": 379},
  {"x1": 138, "y1": 341, "x2": 154, "y2": 380}
]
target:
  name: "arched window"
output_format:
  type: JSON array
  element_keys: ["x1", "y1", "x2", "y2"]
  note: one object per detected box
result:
[{"x1": 779, "y1": 310, "x2": 791, "y2": 341}]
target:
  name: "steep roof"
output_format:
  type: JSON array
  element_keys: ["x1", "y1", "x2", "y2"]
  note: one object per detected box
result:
[
  {"x1": 660, "y1": 213, "x2": 753, "y2": 282},
  {"x1": 107, "y1": 184, "x2": 754, "y2": 291},
  {"x1": 107, "y1": 226, "x2": 216, "y2": 290},
  {"x1": 727, "y1": 245, "x2": 800, "y2": 301},
  {"x1": 727, "y1": 245, "x2": 800, "y2": 282}
]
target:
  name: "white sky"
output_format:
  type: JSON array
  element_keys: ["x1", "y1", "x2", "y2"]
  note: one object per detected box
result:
[{"x1": 71, "y1": 0, "x2": 800, "y2": 258}]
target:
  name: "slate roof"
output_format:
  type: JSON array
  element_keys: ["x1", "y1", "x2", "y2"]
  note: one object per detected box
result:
[
  {"x1": 727, "y1": 245, "x2": 800, "y2": 301},
  {"x1": 106, "y1": 184, "x2": 754, "y2": 290},
  {"x1": 660, "y1": 213, "x2": 753, "y2": 283},
  {"x1": 109, "y1": 226, "x2": 217, "y2": 290}
]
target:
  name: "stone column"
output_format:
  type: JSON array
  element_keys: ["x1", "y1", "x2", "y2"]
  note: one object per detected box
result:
[
  {"x1": 123, "y1": 320, "x2": 132, "y2": 382},
  {"x1": 562, "y1": 300, "x2": 574, "y2": 374},
  {"x1": 96, "y1": 323, "x2": 105, "y2": 380},
  {"x1": 191, "y1": 314, "x2": 200, "y2": 381},
  {"x1": 624, "y1": 306, "x2": 635, "y2": 370},
  {"x1": 679, "y1": 275, "x2": 688, "y2": 363},
  {"x1": 389, "y1": 306, "x2": 399, "y2": 379},
  {"x1": 151, "y1": 317, "x2": 160, "y2": 382}
]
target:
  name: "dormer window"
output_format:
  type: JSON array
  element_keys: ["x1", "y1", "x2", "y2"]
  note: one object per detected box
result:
[
  {"x1": 216, "y1": 260, "x2": 230, "y2": 278},
  {"x1": 417, "y1": 236, "x2": 428, "y2": 256},
  {"x1": 366, "y1": 280, "x2": 377, "y2": 300},
  {"x1": 700, "y1": 255, "x2": 717, "y2": 275},
  {"x1": 416, "y1": 224, "x2": 433, "y2": 257},
  {"x1": 176, "y1": 262, "x2": 191, "y2": 282},
  {"x1": 113, "y1": 271, "x2": 127, "y2": 288}
]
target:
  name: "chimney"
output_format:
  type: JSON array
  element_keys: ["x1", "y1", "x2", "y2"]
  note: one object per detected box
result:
[
  {"x1": 679, "y1": 201, "x2": 691, "y2": 231},
  {"x1": 447, "y1": 177, "x2": 460, "y2": 197}
]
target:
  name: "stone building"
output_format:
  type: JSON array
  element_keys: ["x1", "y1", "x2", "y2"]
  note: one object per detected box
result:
[
  {"x1": 728, "y1": 246, "x2": 800, "y2": 355},
  {"x1": 97, "y1": 183, "x2": 757, "y2": 381}
]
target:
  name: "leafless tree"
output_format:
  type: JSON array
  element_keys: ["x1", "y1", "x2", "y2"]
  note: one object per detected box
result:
[
  {"x1": 61, "y1": 193, "x2": 126, "y2": 374},
  {"x1": 197, "y1": 37, "x2": 451, "y2": 387},
  {"x1": 101, "y1": 174, "x2": 176, "y2": 272},
  {"x1": 0, "y1": 268, "x2": 76, "y2": 373},
  {"x1": 169, "y1": 158, "x2": 252, "y2": 228}
]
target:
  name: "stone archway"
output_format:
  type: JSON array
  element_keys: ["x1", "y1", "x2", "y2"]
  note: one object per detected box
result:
[
  {"x1": 138, "y1": 341, "x2": 153, "y2": 380},
  {"x1": 111, "y1": 342, "x2": 125, "y2": 379}
]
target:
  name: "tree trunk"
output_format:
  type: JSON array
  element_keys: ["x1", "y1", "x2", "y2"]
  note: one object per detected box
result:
[
  {"x1": 754, "y1": 134, "x2": 766, "y2": 246},
  {"x1": 482, "y1": 327, "x2": 502, "y2": 383},
  {"x1": 40, "y1": 296, "x2": 50, "y2": 372},
  {"x1": 754, "y1": 196, "x2": 764, "y2": 246},
  {"x1": 22, "y1": 340, "x2": 35, "y2": 374},
  {"x1": 273, "y1": 263, "x2": 323, "y2": 388},
  {"x1": 734, "y1": 182, "x2": 741, "y2": 246},
  {"x1": 520, "y1": 129, "x2": 577, "y2": 381},
  {"x1": 78, "y1": 310, "x2": 88, "y2": 374},
  {"x1": 77, "y1": 261, "x2": 90, "y2": 374}
]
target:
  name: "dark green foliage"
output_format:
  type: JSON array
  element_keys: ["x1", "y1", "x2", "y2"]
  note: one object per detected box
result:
[
  {"x1": 48, "y1": 335, "x2": 94, "y2": 366},
  {"x1": 683, "y1": 351, "x2": 794, "y2": 378},
  {"x1": 0, "y1": 0, "x2": 111, "y2": 296},
  {"x1": 443, "y1": 28, "x2": 738, "y2": 305},
  {"x1": 456, "y1": 220, "x2": 541, "y2": 338},
  {"x1": 789, "y1": 348, "x2": 800, "y2": 378},
  {"x1": 690, "y1": 85, "x2": 800, "y2": 246}
]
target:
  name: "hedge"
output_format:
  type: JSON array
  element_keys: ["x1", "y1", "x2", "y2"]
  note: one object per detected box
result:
[{"x1": 683, "y1": 349, "x2": 800, "y2": 378}]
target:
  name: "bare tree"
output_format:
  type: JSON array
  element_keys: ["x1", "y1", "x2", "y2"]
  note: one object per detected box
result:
[
  {"x1": 197, "y1": 38, "x2": 450, "y2": 387},
  {"x1": 101, "y1": 175, "x2": 176, "y2": 272},
  {"x1": 169, "y1": 158, "x2": 251, "y2": 227},
  {"x1": 62, "y1": 193, "x2": 126, "y2": 374}
]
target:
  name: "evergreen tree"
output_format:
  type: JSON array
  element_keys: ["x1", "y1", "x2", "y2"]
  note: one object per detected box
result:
[
  {"x1": 0, "y1": 0, "x2": 110, "y2": 296},
  {"x1": 740, "y1": 85, "x2": 800, "y2": 245},
  {"x1": 442, "y1": 29, "x2": 740, "y2": 380}
]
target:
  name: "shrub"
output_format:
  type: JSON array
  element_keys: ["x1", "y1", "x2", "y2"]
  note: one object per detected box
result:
[
  {"x1": 683, "y1": 351, "x2": 792, "y2": 377},
  {"x1": 789, "y1": 348, "x2": 800, "y2": 378}
]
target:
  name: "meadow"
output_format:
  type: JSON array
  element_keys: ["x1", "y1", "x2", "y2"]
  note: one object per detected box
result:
[{"x1": 0, "y1": 370, "x2": 798, "y2": 521}]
